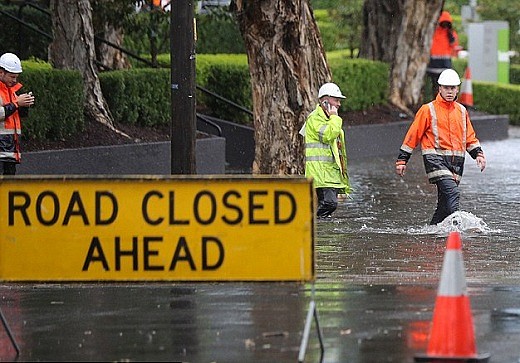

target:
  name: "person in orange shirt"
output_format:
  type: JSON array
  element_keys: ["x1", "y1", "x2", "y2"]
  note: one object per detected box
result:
[
  {"x1": 395, "y1": 69, "x2": 486, "y2": 225},
  {"x1": 426, "y1": 10, "x2": 459, "y2": 97},
  {"x1": 0, "y1": 52, "x2": 35, "y2": 175}
]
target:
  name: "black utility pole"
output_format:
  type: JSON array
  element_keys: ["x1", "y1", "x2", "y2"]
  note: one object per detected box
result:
[{"x1": 170, "y1": 1, "x2": 196, "y2": 174}]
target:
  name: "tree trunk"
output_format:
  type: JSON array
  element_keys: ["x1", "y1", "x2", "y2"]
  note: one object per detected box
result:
[
  {"x1": 49, "y1": 0, "x2": 128, "y2": 136},
  {"x1": 233, "y1": 0, "x2": 330, "y2": 175},
  {"x1": 96, "y1": 25, "x2": 131, "y2": 70},
  {"x1": 360, "y1": 0, "x2": 443, "y2": 113}
]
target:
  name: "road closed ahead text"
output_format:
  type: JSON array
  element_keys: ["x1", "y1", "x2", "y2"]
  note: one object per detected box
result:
[{"x1": 0, "y1": 177, "x2": 314, "y2": 281}]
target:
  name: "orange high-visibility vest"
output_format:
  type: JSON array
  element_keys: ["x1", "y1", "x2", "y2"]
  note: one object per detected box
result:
[
  {"x1": 399, "y1": 94, "x2": 481, "y2": 183},
  {"x1": 0, "y1": 81, "x2": 23, "y2": 162}
]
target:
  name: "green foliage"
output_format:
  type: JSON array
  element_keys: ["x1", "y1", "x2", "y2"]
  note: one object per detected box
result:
[
  {"x1": 474, "y1": 81, "x2": 520, "y2": 125},
  {"x1": 123, "y1": 5, "x2": 171, "y2": 64},
  {"x1": 313, "y1": 10, "x2": 339, "y2": 52},
  {"x1": 92, "y1": 0, "x2": 138, "y2": 29},
  {"x1": 314, "y1": 7, "x2": 362, "y2": 53},
  {"x1": 196, "y1": 8, "x2": 245, "y2": 54},
  {"x1": 452, "y1": 58, "x2": 468, "y2": 76},
  {"x1": 511, "y1": 64, "x2": 520, "y2": 84},
  {"x1": 99, "y1": 68, "x2": 171, "y2": 127},
  {"x1": 197, "y1": 54, "x2": 252, "y2": 124},
  {"x1": 326, "y1": 0, "x2": 363, "y2": 55},
  {"x1": 311, "y1": 0, "x2": 338, "y2": 9},
  {"x1": 443, "y1": 1, "x2": 468, "y2": 16},
  {"x1": 19, "y1": 68, "x2": 84, "y2": 141},
  {"x1": 327, "y1": 51, "x2": 389, "y2": 111},
  {"x1": 0, "y1": 3, "x2": 51, "y2": 61}
]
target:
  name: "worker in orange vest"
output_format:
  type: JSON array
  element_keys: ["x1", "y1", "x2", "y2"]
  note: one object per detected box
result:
[
  {"x1": 395, "y1": 69, "x2": 486, "y2": 225},
  {"x1": 0, "y1": 53, "x2": 35, "y2": 175},
  {"x1": 426, "y1": 10, "x2": 460, "y2": 98}
]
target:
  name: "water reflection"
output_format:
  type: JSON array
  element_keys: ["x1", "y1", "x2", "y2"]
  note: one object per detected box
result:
[
  {"x1": 307, "y1": 129, "x2": 520, "y2": 362},
  {"x1": 316, "y1": 129, "x2": 520, "y2": 286}
]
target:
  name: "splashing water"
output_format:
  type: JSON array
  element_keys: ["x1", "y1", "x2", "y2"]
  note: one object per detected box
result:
[
  {"x1": 345, "y1": 211, "x2": 496, "y2": 237},
  {"x1": 437, "y1": 210, "x2": 491, "y2": 232},
  {"x1": 411, "y1": 210, "x2": 495, "y2": 236}
]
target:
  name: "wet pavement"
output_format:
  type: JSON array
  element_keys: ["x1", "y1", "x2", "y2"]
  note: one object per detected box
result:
[{"x1": 2, "y1": 128, "x2": 520, "y2": 362}]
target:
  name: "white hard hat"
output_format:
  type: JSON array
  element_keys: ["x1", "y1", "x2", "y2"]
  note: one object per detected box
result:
[
  {"x1": 0, "y1": 53, "x2": 22, "y2": 74},
  {"x1": 318, "y1": 82, "x2": 346, "y2": 99},
  {"x1": 437, "y1": 69, "x2": 460, "y2": 86}
]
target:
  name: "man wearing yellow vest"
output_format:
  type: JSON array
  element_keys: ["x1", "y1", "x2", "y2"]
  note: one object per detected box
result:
[
  {"x1": 395, "y1": 69, "x2": 486, "y2": 225},
  {"x1": 0, "y1": 52, "x2": 35, "y2": 175},
  {"x1": 303, "y1": 82, "x2": 351, "y2": 219}
]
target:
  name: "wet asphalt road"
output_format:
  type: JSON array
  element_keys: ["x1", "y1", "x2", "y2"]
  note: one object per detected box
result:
[
  {"x1": 1, "y1": 281, "x2": 520, "y2": 362},
  {"x1": 2, "y1": 131, "x2": 520, "y2": 362}
]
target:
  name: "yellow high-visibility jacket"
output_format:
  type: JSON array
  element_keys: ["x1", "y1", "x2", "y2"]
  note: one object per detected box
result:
[{"x1": 304, "y1": 104, "x2": 351, "y2": 194}]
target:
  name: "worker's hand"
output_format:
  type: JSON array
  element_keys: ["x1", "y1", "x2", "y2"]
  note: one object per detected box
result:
[
  {"x1": 396, "y1": 164, "x2": 406, "y2": 177},
  {"x1": 476, "y1": 155, "x2": 486, "y2": 172},
  {"x1": 18, "y1": 93, "x2": 35, "y2": 107}
]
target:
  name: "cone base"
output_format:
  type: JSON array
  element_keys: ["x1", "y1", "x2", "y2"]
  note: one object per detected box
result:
[{"x1": 414, "y1": 352, "x2": 490, "y2": 362}]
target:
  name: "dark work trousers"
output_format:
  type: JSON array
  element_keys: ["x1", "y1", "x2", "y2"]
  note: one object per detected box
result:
[
  {"x1": 316, "y1": 187, "x2": 339, "y2": 218},
  {"x1": 1, "y1": 161, "x2": 16, "y2": 175},
  {"x1": 430, "y1": 178, "x2": 460, "y2": 225}
]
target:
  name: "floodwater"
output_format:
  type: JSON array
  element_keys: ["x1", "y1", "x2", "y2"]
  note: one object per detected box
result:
[{"x1": 1, "y1": 129, "x2": 520, "y2": 362}]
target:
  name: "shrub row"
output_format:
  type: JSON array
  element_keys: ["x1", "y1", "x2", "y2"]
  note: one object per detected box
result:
[
  {"x1": 474, "y1": 81, "x2": 520, "y2": 123},
  {"x1": 511, "y1": 64, "x2": 520, "y2": 85},
  {"x1": 16, "y1": 54, "x2": 520, "y2": 142},
  {"x1": 17, "y1": 61, "x2": 83, "y2": 141}
]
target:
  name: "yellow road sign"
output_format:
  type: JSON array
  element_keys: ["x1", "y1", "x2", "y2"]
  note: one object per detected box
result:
[{"x1": 0, "y1": 176, "x2": 315, "y2": 281}]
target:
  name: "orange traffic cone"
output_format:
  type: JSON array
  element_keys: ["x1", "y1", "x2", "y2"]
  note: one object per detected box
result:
[
  {"x1": 459, "y1": 67, "x2": 474, "y2": 107},
  {"x1": 415, "y1": 231, "x2": 490, "y2": 362}
]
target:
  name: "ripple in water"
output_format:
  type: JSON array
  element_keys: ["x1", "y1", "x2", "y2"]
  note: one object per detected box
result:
[
  {"x1": 334, "y1": 211, "x2": 499, "y2": 237},
  {"x1": 408, "y1": 211, "x2": 501, "y2": 236}
]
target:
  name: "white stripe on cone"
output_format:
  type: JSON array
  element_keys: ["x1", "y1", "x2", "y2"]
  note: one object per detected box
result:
[{"x1": 437, "y1": 250, "x2": 467, "y2": 296}]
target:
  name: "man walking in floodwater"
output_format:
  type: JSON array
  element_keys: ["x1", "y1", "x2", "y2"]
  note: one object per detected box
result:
[
  {"x1": 395, "y1": 69, "x2": 486, "y2": 225},
  {"x1": 302, "y1": 82, "x2": 351, "y2": 219}
]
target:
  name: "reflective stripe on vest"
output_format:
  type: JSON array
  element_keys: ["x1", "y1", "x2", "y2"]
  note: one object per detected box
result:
[
  {"x1": 427, "y1": 101, "x2": 466, "y2": 151},
  {"x1": 0, "y1": 151, "x2": 19, "y2": 159},
  {"x1": 426, "y1": 169, "x2": 461, "y2": 182},
  {"x1": 306, "y1": 142, "x2": 329, "y2": 150},
  {"x1": 306, "y1": 155, "x2": 335, "y2": 163},
  {"x1": 422, "y1": 148, "x2": 465, "y2": 157},
  {"x1": 0, "y1": 128, "x2": 20, "y2": 135},
  {"x1": 305, "y1": 140, "x2": 334, "y2": 163},
  {"x1": 318, "y1": 124, "x2": 327, "y2": 143}
]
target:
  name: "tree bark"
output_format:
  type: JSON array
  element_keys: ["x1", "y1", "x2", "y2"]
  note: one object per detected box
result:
[
  {"x1": 96, "y1": 25, "x2": 131, "y2": 70},
  {"x1": 233, "y1": 0, "x2": 330, "y2": 175},
  {"x1": 49, "y1": 0, "x2": 128, "y2": 136},
  {"x1": 360, "y1": 0, "x2": 443, "y2": 113}
]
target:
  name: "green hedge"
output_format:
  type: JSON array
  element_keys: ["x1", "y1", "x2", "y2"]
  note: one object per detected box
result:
[
  {"x1": 197, "y1": 51, "x2": 389, "y2": 116},
  {"x1": 452, "y1": 58, "x2": 468, "y2": 77},
  {"x1": 18, "y1": 63, "x2": 84, "y2": 141},
  {"x1": 474, "y1": 81, "x2": 520, "y2": 125},
  {"x1": 100, "y1": 68, "x2": 171, "y2": 127},
  {"x1": 328, "y1": 50, "x2": 389, "y2": 111},
  {"x1": 197, "y1": 54, "x2": 251, "y2": 123},
  {"x1": 16, "y1": 55, "x2": 520, "y2": 143},
  {"x1": 511, "y1": 64, "x2": 520, "y2": 84}
]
